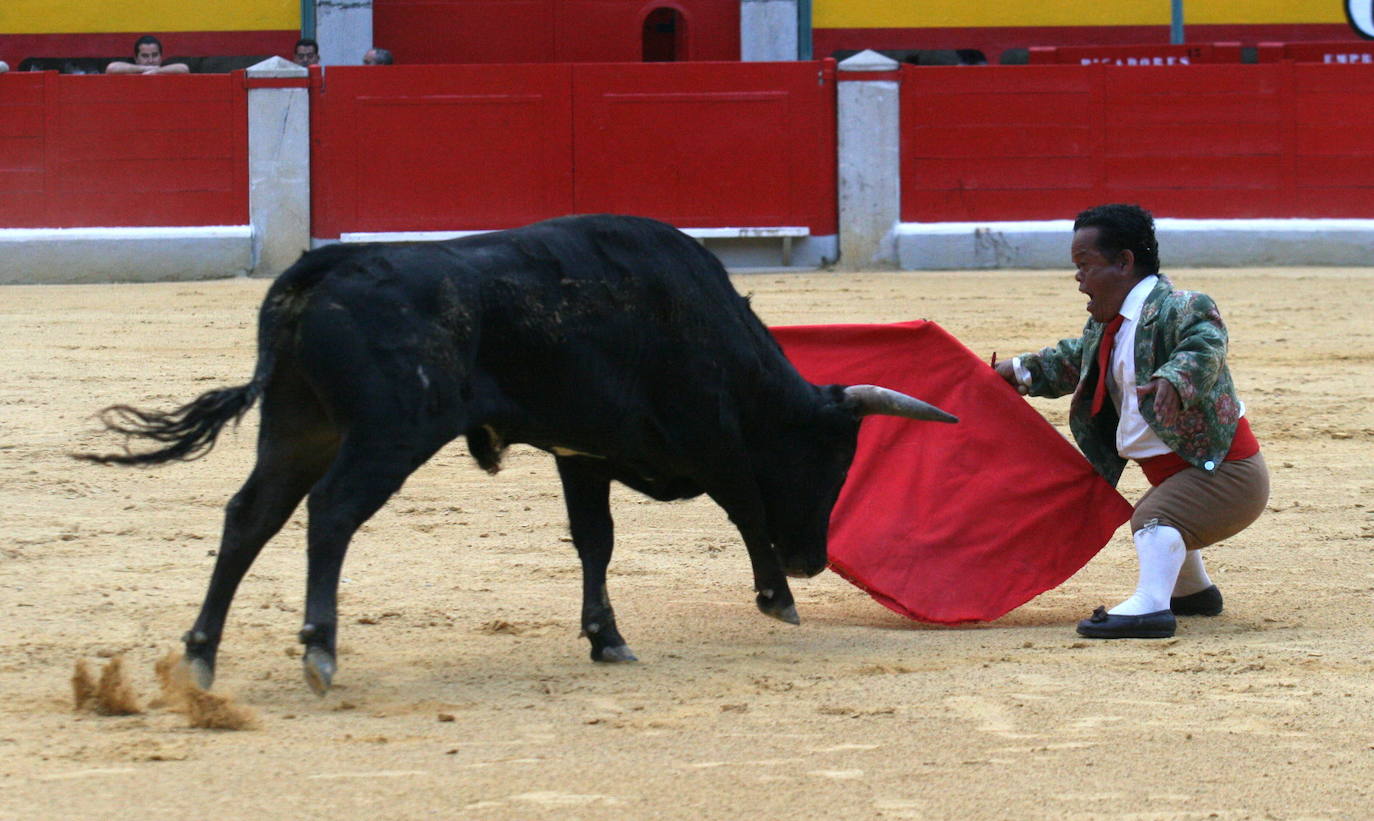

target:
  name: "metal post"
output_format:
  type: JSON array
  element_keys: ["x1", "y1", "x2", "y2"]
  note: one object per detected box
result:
[
  {"x1": 1171, "y1": 0, "x2": 1185, "y2": 44},
  {"x1": 300, "y1": 0, "x2": 316, "y2": 39}
]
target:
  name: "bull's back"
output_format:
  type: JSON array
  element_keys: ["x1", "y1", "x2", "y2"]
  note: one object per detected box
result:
[
  {"x1": 276, "y1": 214, "x2": 775, "y2": 359},
  {"x1": 267, "y1": 215, "x2": 798, "y2": 445}
]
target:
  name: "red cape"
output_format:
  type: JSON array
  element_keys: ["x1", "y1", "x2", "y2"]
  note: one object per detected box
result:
[{"x1": 772, "y1": 321, "x2": 1133, "y2": 624}]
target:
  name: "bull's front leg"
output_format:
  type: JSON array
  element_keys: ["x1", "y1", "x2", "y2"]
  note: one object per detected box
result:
[
  {"x1": 556, "y1": 458, "x2": 636, "y2": 662},
  {"x1": 742, "y1": 529, "x2": 799, "y2": 625}
]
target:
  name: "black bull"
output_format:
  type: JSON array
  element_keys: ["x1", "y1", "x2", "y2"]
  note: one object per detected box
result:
[{"x1": 81, "y1": 215, "x2": 956, "y2": 695}]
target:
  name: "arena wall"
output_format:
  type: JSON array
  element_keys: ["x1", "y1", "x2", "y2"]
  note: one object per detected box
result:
[
  {"x1": 893, "y1": 58, "x2": 1374, "y2": 268},
  {"x1": 4, "y1": 54, "x2": 1374, "y2": 281},
  {"x1": 0, "y1": 72, "x2": 248, "y2": 229},
  {"x1": 900, "y1": 62, "x2": 1374, "y2": 222},
  {"x1": 309, "y1": 60, "x2": 838, "y2": 267}
]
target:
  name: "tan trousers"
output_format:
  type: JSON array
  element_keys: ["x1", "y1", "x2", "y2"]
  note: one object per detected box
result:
[{"x1": 1130, "y1": 452, "x2": 1270, "y2": 549}]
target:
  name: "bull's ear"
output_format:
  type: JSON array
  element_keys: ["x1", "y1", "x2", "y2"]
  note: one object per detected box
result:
[{"x1": 841, "y1": 385, "x2": 958, "y2": 423}]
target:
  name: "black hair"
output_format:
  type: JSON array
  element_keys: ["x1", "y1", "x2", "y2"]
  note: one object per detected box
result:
[
  {"x1": 368, "y1": 48, "x2": 394, "y2": 65},
  {"x1": 134, "y1": 35, "x2": 163, "y2": 55},
  {"x1": 1073, "y1": 203, "x2": 1160, "y2": 275},
  {"x1": 295, "y1": 38, "x2": 318, "y2": 51}
]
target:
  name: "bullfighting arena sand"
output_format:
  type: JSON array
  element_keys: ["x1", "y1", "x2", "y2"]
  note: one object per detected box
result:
[{"x1": 3, "y1": 267, "x2": 1372, "y2": 819}]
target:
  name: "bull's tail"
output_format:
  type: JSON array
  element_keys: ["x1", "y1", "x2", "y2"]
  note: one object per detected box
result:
[
  {"x1": 77, "y1": 245, "x2": 350, "y2": 466},
  {"x1": 77, "y1": 382, "x2": 263, "y2": 465}
]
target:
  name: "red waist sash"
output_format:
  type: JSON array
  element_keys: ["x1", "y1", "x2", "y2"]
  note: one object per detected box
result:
[{"x1": 1137, "y1": 417, "x2": 1260, "y2": 486}]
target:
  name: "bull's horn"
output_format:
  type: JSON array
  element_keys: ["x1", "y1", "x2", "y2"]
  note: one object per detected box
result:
[{"x1": 843, "y1": 384, "x2": 958, "y2": 423}]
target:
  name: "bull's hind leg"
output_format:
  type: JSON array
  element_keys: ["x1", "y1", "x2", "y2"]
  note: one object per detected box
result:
[
  {"x1": 299, "y1": 434, "x2": 430, "y2": 695},
  {"x1": 556, "y1": 458, "x2": 636, "y2": 662},
  {"x1": 183, "y1": 371, "x2": 337, "y2": 689},
  {"x1": 183, "y1": 460, "x2": 322, "y2": 689}
]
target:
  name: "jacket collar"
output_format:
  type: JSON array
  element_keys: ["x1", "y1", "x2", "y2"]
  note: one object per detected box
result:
[
  {"x1": 1119, "y1": 275, "x2": 1158, "y2": 323},
  {"x1": 1136, "y1": 274, "x2": 1173, "y2": 327}
]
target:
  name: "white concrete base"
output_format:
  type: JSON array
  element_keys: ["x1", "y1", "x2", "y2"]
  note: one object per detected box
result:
[
  {"x1": 0, "y1": 227, "x2": 253, "y2": 284},
  {"x1": 701, "y1": 234, "x2": 836, "y2": 269},
  {"x1": 897, "y1": 218, "x2": 1374, "y2": 270}
]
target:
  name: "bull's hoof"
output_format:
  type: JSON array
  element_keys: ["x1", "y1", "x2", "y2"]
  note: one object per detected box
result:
[
  {"x1": 591, "y1": 644, "x2": 638, "y2": 663},
  {"x1": 302, "y1": 647, "x2": 336, "y2": 696},
  {"x1": 184, "y1": 656, "x2": 215, "y2": 691},
  {"x1": 758, "y1": 593, "x2": 802, "y2": 623},
  {"x1": 758, "y1": 601, "x2": 802, "y2": 628}
]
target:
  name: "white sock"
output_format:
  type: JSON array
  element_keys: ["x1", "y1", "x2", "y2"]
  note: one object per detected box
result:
[
  {"x1": 1108, "y1": 524, "x2": 1187, "y2": 616},
  {"x1": 1172, "y1": 549, "x2": 1213, "y2": 597}
]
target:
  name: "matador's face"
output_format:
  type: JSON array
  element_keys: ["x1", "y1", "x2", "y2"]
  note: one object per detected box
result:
[{"x1": 1072, "y1": 227, "x2": 1139, "y2": 323}]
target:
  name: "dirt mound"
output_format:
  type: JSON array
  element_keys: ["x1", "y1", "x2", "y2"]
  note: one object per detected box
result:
[
  {"x1": 154, "y1": 652, "x2": 256, "y2": 730},
  {"x1": 71, "y1": 656, "x2": 142, "y2": 716}
]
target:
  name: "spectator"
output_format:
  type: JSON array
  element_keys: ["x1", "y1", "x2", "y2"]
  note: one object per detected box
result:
[
  {"x1": 293, "y1": 38, "x2": 320, "y2": 67},
  {"x1": 105, "y1": 35, "x2": 189, "y2": 75},
  {"x1": 362, "y1": 48, "x2": 394, "y2": 65}
]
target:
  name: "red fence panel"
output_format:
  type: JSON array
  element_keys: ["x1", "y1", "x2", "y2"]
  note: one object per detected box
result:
[
  {"x1": 1097, "y1": 64, "x2": 1288, "y2": 217},
  {"x1": 572, "y1": 61, "x2": 835, "y2": 233},
  {"x1": 1289, "y1": 63, "x2": 1374, "y2": 215},
  {"x1": 0, "y1": 73, "x2": 47, "y2": 229},
  {"x1": 902, "y1": 65, "x2": 1099, "y2": 222},
  {"x1": 901, "y1": 62, "x2": 1374, "y2": 222},
  {"x1": 0, "y1": 72, "x2": 247, "y2": 229},
  {"x1": 311, "y1": 61, "x2": 837, "y2": 239},
  {"x1": 310, "y1": 64, "x2": 576, "y2": 238}
]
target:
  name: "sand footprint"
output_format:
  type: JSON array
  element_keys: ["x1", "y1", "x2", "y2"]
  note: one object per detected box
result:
[
  {"x1": 942, "y1": 695, "x2": 1025, "y2": 737},
  {"x1": 510, "y1": 791, "x2": 625, "y2": 807}
]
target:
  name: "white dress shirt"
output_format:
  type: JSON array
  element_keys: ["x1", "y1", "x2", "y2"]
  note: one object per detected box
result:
[{"x1": 1110, "y1": 276, "x2": 1173, "y2": 460}]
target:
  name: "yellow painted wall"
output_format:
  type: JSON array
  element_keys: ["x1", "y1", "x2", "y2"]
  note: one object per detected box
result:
[
  {"x1": 814, "y1": 1, "x2": 1348, "y2": 29},
  {"x1": 0, "y1": 0, "x2": 298, "y2": 34}
]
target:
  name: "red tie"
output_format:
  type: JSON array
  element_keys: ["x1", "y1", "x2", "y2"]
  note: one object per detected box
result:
[{"x1": 1091, "y1": 314, "x2": 1125, "y2": 415}]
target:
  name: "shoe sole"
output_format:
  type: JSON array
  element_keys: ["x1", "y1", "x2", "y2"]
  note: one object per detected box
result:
[{"x1": 1076, "y1": 627, "x2": 1176, "y2": 639}]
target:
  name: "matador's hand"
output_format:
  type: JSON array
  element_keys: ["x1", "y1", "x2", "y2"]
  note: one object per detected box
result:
[
  {"x1": 1136, "y1": 378, "x2": 1181, "y2": 426},
  {"x1": 993, "y1": 358, "x2": 1017, "y2": 386}
]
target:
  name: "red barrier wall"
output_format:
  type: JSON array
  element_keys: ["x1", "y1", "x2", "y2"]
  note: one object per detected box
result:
[
  {"x1": 0, "y1": 72, "x2": 248, "y2": 229},
  {"x1": 901, "y1": 63, "x2": 1374, "y2": 222},
  {"x1": 310, "y1": 64, "x2": 575, "y2": 236},
  {"x1": 373, "y1": 0, "x2": 739, "y2": 65},
  {"x1": 571, "y1": 62, "x2": 835, "y2": 231},
  {"x1": 311, "y1": 61, "x2": 836, "y2": 238}
]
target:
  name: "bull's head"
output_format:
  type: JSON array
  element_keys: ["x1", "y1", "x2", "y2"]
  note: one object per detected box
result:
[{"x1": 759, "y1": 384, "x2": 956, "y2": 578}]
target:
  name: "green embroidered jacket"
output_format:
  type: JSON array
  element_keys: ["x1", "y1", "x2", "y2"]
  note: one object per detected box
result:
[{"x1": 1018, "y1": 275, "x2": 1246, "y2": 487}]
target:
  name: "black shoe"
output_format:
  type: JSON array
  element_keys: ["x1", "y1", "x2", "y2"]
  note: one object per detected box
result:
[
  {"x1": 1170, "y1": 585, "x2": 1223, "y2": 616},
  {"x1": 1076, "y1": 606, "x2": 1176, "y2": 639}
]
